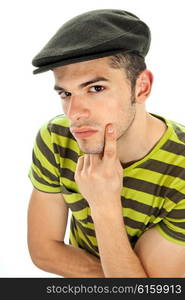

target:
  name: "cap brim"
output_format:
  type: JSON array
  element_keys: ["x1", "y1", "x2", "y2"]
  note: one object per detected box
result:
[{"x1": 33, "y1": 48, "x2": 141, "y2": 74}]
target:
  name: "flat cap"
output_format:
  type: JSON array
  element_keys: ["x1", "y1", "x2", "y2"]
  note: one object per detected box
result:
[{"x1": 32, "y1": 9, "x2": 151, "y2": 74}]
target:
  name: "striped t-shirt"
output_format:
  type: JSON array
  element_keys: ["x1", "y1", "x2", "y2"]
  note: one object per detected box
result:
[{"x1": 28, "y1": 113, "x2": 185, "y2": 258}]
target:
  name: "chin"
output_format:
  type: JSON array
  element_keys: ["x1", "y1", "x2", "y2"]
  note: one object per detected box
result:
[{"x1": 79, "y1": 143, "x2": 104, "y2": 155}]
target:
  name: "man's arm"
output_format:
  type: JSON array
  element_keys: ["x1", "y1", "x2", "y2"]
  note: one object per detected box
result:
[
  {"x1": 92, "y1": 208, "x2": 185, "y2": 277},
  {"x1": 74, "y1": 123, "x2": 185, "y2": 277},
  {"x1": 134, "y1": 225, "x2": 185, "y2": 277},
  {"x1": 91, "y1": 204, "x2": 147, "y2": 277},
  {"x1": 27, "y1": 188, "x2": 104, "y2": 277}
]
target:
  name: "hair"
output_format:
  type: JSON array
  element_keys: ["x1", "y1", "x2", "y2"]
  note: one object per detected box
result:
[{"x1": 108, "y1": 52, "x2": 147, "y2": 92}]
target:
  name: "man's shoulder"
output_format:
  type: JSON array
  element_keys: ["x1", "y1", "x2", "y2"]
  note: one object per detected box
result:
[
  {"x1": 38, "y1": 114, "x2": 70, "y2": 132},
  {"x1": 47, "y1": 114, "x2": 70, "y2": 129},
  {"x1": 42, "y1": 114, "x2": 72, "y2": 138},
  {"x1": 37, "y1": 114, "x2": 77, "y2": 149},
  {"x1": 168, "y1": 118, "x2": 185, "y2": 144}
]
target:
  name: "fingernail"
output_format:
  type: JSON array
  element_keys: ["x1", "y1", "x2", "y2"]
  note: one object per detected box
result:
[{"x1": 107, "y1": 124, "x2": 114, "y2": 133}]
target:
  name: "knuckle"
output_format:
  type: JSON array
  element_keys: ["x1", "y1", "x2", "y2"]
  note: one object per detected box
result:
[
  {"x1": 88, "y1": 168, "x2": 96, "y2": 177},
  {"x1": 77, "y1": 156, "x2": 83, "y2": 162},
  {"x1": 74, "y1": 170, "x2": 80, "y2": 178},
  {"x1": 103, "y1": 169, "x2": 112, "y2": 178}
]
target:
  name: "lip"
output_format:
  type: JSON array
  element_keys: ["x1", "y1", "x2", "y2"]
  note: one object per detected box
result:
[
  {"x1": 72, "y1": 127, "x2": 97, "y2": 133},
  {"x1": 73, "y1": 130, "x2": 98, "y2": 138}
]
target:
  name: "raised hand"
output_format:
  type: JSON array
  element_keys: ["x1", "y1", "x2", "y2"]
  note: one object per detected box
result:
[{"x1": 74, "y1": 124, "x2": 123, "y2": 212}]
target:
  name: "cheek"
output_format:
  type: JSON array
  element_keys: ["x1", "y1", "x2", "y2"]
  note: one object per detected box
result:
[
  {"x1": 105, "y1": 101, "x2": 125, "y2": 122},
  {"x1": 99, "y1": 100, "x2": 123, "y2": 122},
  {"x1": 102, "y1": 99, "x2": 120, "y2": 115},
  {"x1": 106, "y1": 95, "x2": 125, "y2": 112}
]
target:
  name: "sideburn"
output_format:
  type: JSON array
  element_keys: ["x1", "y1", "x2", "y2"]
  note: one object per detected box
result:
[{"x1": 131, "y1": 87, "x2": 136, "y2": 104}]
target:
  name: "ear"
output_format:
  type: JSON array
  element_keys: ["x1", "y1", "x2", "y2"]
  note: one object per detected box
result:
[{"x1": 135, "y1": 70, "x2": 153, "y2": 104}]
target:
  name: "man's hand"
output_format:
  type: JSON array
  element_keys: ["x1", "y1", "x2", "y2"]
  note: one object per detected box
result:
[{"x1": 74, "y1": 124, "x2": 123, "y2": 212}]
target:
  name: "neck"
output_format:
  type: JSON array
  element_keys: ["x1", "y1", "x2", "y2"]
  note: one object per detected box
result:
[{"x1": 117, "y1": 108, "x2": 167, "y2": 167}]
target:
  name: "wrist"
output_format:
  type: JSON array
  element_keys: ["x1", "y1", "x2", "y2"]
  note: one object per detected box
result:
[{"x1": 90, "y1": 198, "x2": 123, "y2": 220}]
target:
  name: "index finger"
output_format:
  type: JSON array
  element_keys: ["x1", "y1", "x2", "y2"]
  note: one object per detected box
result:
[{"x1": 103, "y1": 123, "x2": 117, "y2": 161}]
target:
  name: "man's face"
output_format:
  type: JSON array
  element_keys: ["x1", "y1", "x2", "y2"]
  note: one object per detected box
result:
[{"x1": 53, "y1": 57, "x2": 136, "y2": 154}]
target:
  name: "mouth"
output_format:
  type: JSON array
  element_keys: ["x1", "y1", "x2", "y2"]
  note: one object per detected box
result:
[{"x1": 72, "y1": 128, "x2": 98, "y2": 139}]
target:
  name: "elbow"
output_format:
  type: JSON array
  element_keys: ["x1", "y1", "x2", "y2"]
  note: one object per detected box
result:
[
  {"x1": 27, "y1": 238, "x2": 51, "y2": 272},
  {"x1": 29, "y1": 251, "x2": 46, "y2": 271},
  {"x1": 27, "y1": 237, "x2": 65, "y2": 274}
]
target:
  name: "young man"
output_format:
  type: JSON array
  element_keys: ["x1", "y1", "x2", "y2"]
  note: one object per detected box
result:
[{"x1": 28, "y1": 9, "x2": 185, "y2": 277}]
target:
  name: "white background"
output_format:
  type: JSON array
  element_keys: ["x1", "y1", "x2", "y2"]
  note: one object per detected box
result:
[{"x1": 0, "y1": 0, "x2": 185, "y2": 277}]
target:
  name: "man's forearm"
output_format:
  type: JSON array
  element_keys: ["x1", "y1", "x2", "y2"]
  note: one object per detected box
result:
[
  {"x1": 33, "y1": 241, "x2": 104, "y2": 277},
  {"x1": 91, "y1": 202, "x2": 147, "y2": 277}
]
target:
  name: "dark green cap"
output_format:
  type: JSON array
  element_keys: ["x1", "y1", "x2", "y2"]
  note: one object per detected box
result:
[{"x1": 32, "y1": 9, "x2": 151, "y2": 74}]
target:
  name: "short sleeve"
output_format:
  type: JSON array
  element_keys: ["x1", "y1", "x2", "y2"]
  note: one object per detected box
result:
[
  {"x1": 28, "y1": 121, "x2": 61, "y2": 193},
  {"x1": 156, "y1": 198, "x2": 185, "y2": 245}
]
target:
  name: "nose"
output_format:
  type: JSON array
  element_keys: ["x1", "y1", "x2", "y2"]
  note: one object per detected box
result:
[{"x1": 66, "y1": 94, "x2": 90, "y2": 121}]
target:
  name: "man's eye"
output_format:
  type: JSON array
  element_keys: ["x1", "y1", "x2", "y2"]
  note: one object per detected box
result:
[
  {"x1": 59, "y1": 91, "x2": 71, "y2": 99},
  {"x1": 89, "y1": 85, "x2": 104, "y2": 93}
]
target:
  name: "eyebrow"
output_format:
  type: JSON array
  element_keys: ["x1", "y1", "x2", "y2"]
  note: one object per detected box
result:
[{"x1": 54, "y1": 76, "x2": 109, "y2": 91}]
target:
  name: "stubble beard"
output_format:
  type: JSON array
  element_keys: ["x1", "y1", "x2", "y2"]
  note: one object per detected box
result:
[{"x1": 79, "y1": 140, "x2": 105, "y2": 155}]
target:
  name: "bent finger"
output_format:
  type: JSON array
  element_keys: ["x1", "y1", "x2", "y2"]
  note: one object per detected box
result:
[
  {"x1": 76, "y1": 155, "x2": 84, "y2": 173},
  {"x1": 90, "y1": 153, "x2": 101, "y2": 166},
  {"x1": 84, "y1": 154, "x2": 90, "y2": 168}
]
